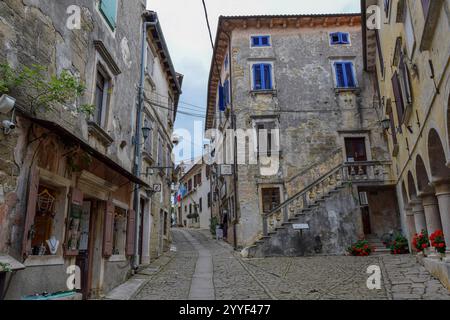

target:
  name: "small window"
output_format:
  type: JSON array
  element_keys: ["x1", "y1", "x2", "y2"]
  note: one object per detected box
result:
[
  {"x1": 330, "y1": 32, "x2": 350, "y2": 45},
  {"x1": 334, "y1": 62, "x2": 356, "y2": 88},
  {"x1": 261, "y1": 188, "x2": 281, "y2": 214},
  {"x1": 99, "y1": 0, "x2": 118, "y2": 30},
  {"x1": 94, "y1": 65, "x2": 111, "y2": 128},
  {"x1": 199, "y1": 198, "x2": 203, "y2": 213},
  {"x1": 251, "y1": 35, "x2": 271, "y2": 47},
  {"x1": 207, "y1": 192, "x2": 211, "y2": 208},
  {"x1": 252, "y1": 64, "x2": 273, "y2": 91}
]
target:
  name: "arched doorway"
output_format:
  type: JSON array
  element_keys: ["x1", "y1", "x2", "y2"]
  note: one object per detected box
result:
[{"x1": 428, "y1": 129, "x2": 450, "y2": 180}]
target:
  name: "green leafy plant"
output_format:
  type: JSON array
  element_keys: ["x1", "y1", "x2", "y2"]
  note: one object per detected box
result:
[
  {"x1": 0, "y1": 63, "x2": 94, "y2": 117},
  {"x1": 0, "y1": 262, "x2": 12, "y2": 273},
  {"x1": 210, "y1": 216, "x2": 219, "y2": 236},
  {"x1": 390, "y1": 233, "x2": 409, "y2": 254},
  {"x1": 347, "y1": 239, "x2": 374, "y2": 256}
]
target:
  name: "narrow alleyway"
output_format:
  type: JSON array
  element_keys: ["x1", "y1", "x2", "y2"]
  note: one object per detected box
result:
[{"x1": 132, "y1": 229, "x2": 450, "y2": 300}]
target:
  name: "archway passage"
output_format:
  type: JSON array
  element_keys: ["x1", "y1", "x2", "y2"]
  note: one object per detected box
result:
[
  {"x1": 416, "y1": 155, "x2": 431, "y2": 193},
  {"x1": 407, "y1": 171, "x2": 418, "y2": 201},
  {"x1": 428, "y1": 129, "x2": 450, "y2": 181}
]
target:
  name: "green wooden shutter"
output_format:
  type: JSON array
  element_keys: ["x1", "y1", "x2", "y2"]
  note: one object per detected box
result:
[{"x1": 99, "y1": 0, "x2": 118, "y2": 30}]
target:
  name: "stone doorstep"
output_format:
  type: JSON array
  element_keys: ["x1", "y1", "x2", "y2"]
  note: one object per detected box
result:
[{"x1": 104, "y1": 277, "x2": 148, "y2": 300}]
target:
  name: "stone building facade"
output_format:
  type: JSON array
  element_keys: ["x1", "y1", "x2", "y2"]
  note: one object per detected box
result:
[
  {"x1": 363, "y1": 0, "x2": 450, "y2": 288},
  {"x1": 206, "y1": 14, "x2": 400, "y2": 255},
  {"x1": 176, "y1": 158, "x2": 212, "y2": 229},
  {"x1": 0, "y1": 0, "x2": 180, "y2": 299}
]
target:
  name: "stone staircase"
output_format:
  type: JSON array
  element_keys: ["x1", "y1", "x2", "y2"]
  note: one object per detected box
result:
[
  {"x1": 366, "y1": 234, "x2": 391, "y2": 255},
  {"x1": 247, "y1": 161, "x2": 393, "y2": 258}
]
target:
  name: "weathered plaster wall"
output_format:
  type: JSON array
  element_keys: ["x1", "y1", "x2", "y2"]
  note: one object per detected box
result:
[
  {"x1": 252, "y1": 185, "x2": 363, "y2": 257},
  {"x1": 227, "y1": 24, "x2": 390, "y2": 247}
]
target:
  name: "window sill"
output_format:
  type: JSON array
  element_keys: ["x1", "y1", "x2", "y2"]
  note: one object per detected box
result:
[
  {"x1": 250, "y1": 89, "x2": 277, "y2": 97},
  {"x1": 334, "y1": 87, "x2": 361, "y2": 95},
  {"x1": 88, "y1": 121, "x2": 114, "y2": 147},
  {"x1": 24, "y1": 255, "x2": 65, "y2": 267},
  {"x1": 108, "y1": 255, "x2": 127, "y2": 262}
]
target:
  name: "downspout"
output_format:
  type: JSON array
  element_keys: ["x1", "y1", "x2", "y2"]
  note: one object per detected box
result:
[
  {"x1": 133, "y1": 11, "x2": 158, "y2": 270},
  {"x1": 223, "y1": 31, "x2": 238, "y2": 250}
]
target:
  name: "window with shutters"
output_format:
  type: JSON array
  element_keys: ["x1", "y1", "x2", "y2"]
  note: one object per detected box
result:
[
  {"x1": 223, "y1": 79, "x2": 230, "y2": 106},
  {"x1": 261, "y1": 188, "x2": 281, "y2": 214},
  {"x1": 99, "y1": 0, "x2": 118, "y2": 31},
  {"x1": 334, "y1": 62, "x2": 357, "y2": 88},
  {"x1": 391, "y1": 71, "x2": 405, "y2": 129},
  {"x1": 207, "y1": 192, "x2": 211, "y2": 208},
  {"x1": 375, "y1": 30, "x2": 385, "y2": 78},
  {"x1": 157, "y1": 133, "x2": 164, "y2": 170},
  {"x1": 421, "y1": 0, "x2": 431, "y2": 18},
  {"x1": 404, "y1": 5, "x2": 416, "y2": 58},
  {"x1": 251, "y1": 35, "x2": 271, "y2": 47},
  {"x1": 252, "y1": 63, "x2": 273, "y2": 91},
  {"x1": 112, "y1": 207, "x2": 127, "y2": 256},
  {"x1": 199, "y1": 198, "x2": 203, "y2": 213},
  {"x1": 399, "y1": 55, "x2": 413, "y2": 107},
  {"x1": 143, "y1": 115, "x2": 153, "y2": 158},
  {"x1": 330, "y1": 32, "x2": 350, "y2": 45},
  {"x1": 384, "y1": 0, "x2": 391, "y2": 20},
  {"x1": 254, "y1": 119, "x2": 280, "y2": 159}
]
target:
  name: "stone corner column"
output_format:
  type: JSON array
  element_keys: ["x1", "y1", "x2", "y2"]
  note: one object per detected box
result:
[
  {"x1": 418, "y1": 192, "x2": 443, "y2": 235},
  {"x1": 411, "y1": 199, "x2": 427, "y2": 235},
  {"x1": 404, "y1": 206, "x2": 416, "y2": 252},
  {"x1": 432, "y1": 179, "x2": 450, "y2": 261}
]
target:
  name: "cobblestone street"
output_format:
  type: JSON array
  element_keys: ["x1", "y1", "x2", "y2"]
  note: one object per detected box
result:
[{"x1": 133, "y1": 229, "x2": 450, "y2": 300}]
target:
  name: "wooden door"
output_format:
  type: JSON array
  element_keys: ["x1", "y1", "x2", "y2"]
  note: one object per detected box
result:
[
  {"x1": 76, "y1": 201, "x2": 91, "y2": 299},
  {"x1": 361, "y1": 206, "x2": 372, "y2": 235}
]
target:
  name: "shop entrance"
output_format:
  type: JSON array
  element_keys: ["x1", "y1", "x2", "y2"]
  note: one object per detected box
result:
[{"x1": 75, "y1": 201, "x2": 93, "y2": 299}]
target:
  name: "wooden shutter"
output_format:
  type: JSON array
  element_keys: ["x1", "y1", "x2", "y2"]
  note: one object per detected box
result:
[
  {"x1": 391, "y1": 71, "x2": 405, "y2": 127},
  {"x1": 335, "y1": 63, "x2": 345, "y2": 87},
  {"x1": 99, "y1": 0, "x2": 117, "y2": 29},
  {"x1": 253, "y1": 64, "x2": 262, "y2": 90},
  {"x1": 263, "y1": 64, "x2": 272, "y2": 89},
  {"x1": 341, "y1": 33, "x2": 349, "y2": 44},
  {"x1": 344, "y1": 63, "x2": 355, "y2": 88},
  {"x1": 126, "y1": 209, "x2": 136, "y2": 256},
  {"x1": 22, "y1": 166, "x2": 39, "y2": 259},
  {"x1": 102, "y1": 200, "x2": 114, "y2": 257},
  {"x1": 375, "y1": 30, "x2": 384, "y2": 77},
  {"x1": 64, "y1": 188, "x2": 84, "y2": 257}
]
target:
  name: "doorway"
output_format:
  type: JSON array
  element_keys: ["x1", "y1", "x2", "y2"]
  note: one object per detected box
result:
[
  {"x1": 75, "y1": 201, "x2": 92, "y2": 299},
  {"x1": 361, "y1": 206, "x2": 372, "y2": 235}
]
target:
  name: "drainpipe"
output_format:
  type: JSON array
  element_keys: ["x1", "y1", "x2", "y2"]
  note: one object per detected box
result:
[
  {"x1": 223, "y1": 31, "x2": 238, "y2": 250},
  {"x1": 133, "y1": 11, "x2": 158, "y2": 270}
]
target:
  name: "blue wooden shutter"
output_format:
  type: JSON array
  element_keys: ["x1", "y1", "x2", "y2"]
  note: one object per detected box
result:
[
  {"x1": 100, "y1": 0, "x2": 117, "y2": 29},
  {"x1": 335, "y1": 63, "x2": 345, "y2": 87},
  {"x1": 261, "y1": 36, "x2": 269, "y2": 46},
  {"x1": 218, "y1": 85, "x2": 225, "y2": 111},
  {"x1": 344, "y1": 62, "x2": 355, "y2": 87},
  {"x1": 330, "y1": 33, "x2": 339, "y2": 44},
  {"x1": 252, "y1": 36, "x2": 260, "y2": 47},
  {"x1": 224, "y1": 80, "x2": 230, "y2": 105},
  {"x1": 253, "y1": 64, "x2": 262, "y2": 90},
  {"x1": 341, "y1": 33, "x2": 349, "y2": 44},
  {"x1": 263, "y1": 64, "x2": 272, "y2": 89}
]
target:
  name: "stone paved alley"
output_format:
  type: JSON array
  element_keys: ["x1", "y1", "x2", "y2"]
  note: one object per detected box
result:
[{"x1": 113, "y1": 229, "x2": 450, "y2": 300}]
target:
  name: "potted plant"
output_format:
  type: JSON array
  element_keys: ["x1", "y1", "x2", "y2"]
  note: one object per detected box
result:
[
  {"x1": 390, "y1": 233, "x2": 409, "y2": 254},
  {"x1": 347, "y1": 239, "x2": 374, "y2": 256},
  {"x1": 412, "y1": 230, "x2": 430, "y2": 255},
  {"x1": 430, "y1": 230, "x2": 446, "y2": 258}
]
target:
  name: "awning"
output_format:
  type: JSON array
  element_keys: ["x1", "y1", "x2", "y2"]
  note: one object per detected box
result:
[{"x1": 21, "y1": 114, "x2": 149, "y2": 188}]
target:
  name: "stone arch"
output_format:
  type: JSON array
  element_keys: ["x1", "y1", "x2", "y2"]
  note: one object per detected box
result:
[
  {"x1": 407, "y1": 171, "x2": 418, "y2": 201},
  {"x1": 401, "y1": 180, "x2": 409, "y2": 206},
  {"x1": 427, "y1": 128, "x2": 450, "y2": 181},
  {"x1": 415, "y1": 155, "x2": 431, "y2": 193}
]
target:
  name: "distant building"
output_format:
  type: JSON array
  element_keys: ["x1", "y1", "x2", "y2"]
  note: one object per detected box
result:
[
  {"x1": 206, "y1": 13, "x2": 400, "y2": 255},
  {"x1": 175, "y1": 158, "x2": 212, "y2": 229}
]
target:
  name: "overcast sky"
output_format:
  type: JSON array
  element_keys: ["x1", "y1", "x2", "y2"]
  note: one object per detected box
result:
[{"x1": 146, "y1": 0, "x2": 361, "y2": 163}]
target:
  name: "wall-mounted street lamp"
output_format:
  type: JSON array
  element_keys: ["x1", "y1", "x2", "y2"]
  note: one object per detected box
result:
[
  {"x1": 142, "y1": 126, "x2": 152, "y2": 141},
  {"x1": 380, "y1": 118, "x2": 391, "y2": 131},
  {"x1": 0, "y1": 94, "x2": 16, "y2": 114}
]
